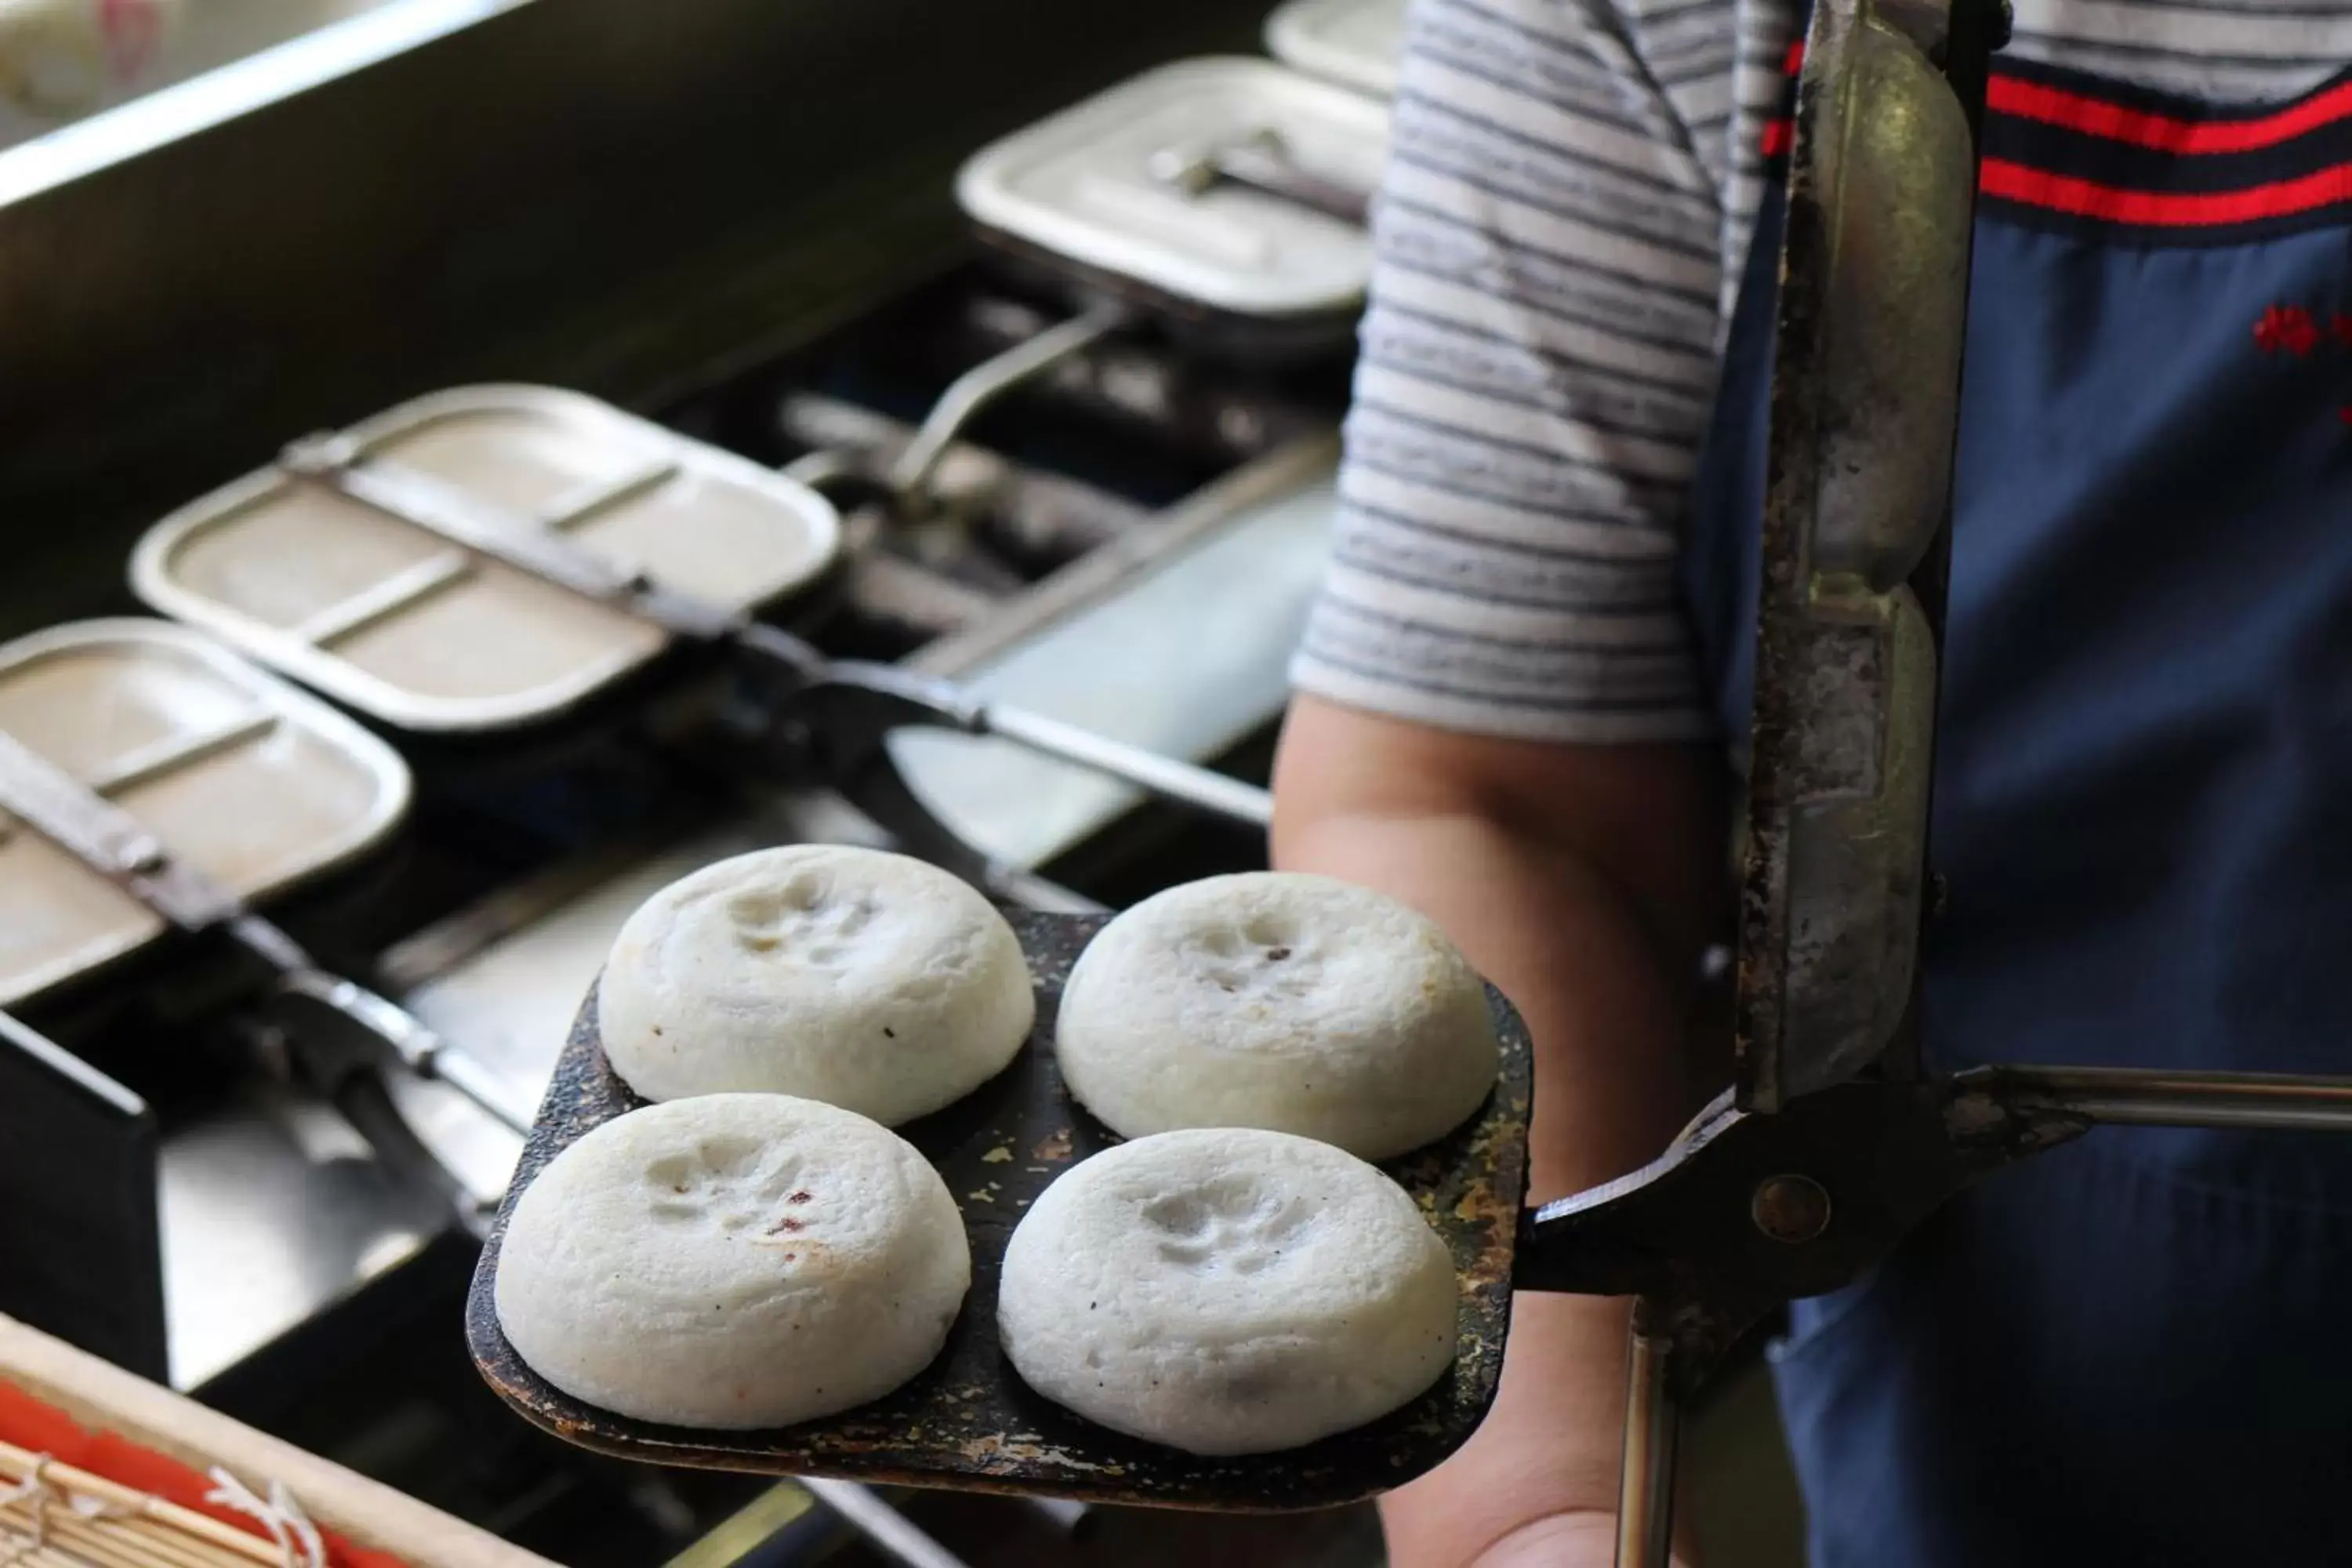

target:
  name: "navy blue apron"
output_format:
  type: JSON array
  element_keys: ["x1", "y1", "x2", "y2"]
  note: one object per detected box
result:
[{"x1": 1682, "y1": 53, "x2": 2352, "y2": 1567}]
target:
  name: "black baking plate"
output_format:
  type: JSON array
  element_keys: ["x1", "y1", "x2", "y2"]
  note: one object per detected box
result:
[{"x1": 464, "y1": 909, "x2": 1534, "y2": 1510}]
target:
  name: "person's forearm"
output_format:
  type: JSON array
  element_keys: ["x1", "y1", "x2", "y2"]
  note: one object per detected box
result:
[
  {"x1": 1273, "y1": 805, "x2": 1693, "y2": 1196},
  {"x1": 1273, "y1": 803, "x2": 1696, "y2": 1568}
]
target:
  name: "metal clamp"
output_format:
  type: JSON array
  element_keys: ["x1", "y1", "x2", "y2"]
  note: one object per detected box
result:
[
  {"x1": 0, "y1": 726, "x2": 533, "y2": 1160},
  {"x1": 281, "y1": 434, "x2": 742, "y2": 641},
  {"x1": 1517, "y1": 1075, "x2": 2089, "y2": 1377},
  {"x1": 280, "y1": 433, "x2": 1272, "y2": 838},
  {"x1": 1522, "y1": 1064, "x2": 2352, "y2": 1568}
]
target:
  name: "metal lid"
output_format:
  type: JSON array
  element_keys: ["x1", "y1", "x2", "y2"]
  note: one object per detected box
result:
[
  {"x1": 0, "y1": 618, "x2": 411, "y2": 1005},
  {"x1": 956, "y1": 57, "x2": 1388, "y2": 320},
  {"x1": 1265, "y1": 0, "x2": 1404, "y2": 98},
  {"x1": 130, "y1": 385, "x2": 842, "y2": 733}
]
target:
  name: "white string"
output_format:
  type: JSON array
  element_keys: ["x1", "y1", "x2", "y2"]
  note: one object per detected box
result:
[
  {"x1": 0, "y1": 1451, "x2": 324, "y2": 1568},
  {"x1": 0, "y1": 1453, "x2": 56, "y2": 1559},
  {"x1": 67, "y1": 1491, "x2": 134, "y2": 1523},
  {"x1": 268, "y1": 1479, "x2": 327, "y2": 1568},
  {"x1": 203, "y1": 1467, "x2": 326, "y2": 1568}
]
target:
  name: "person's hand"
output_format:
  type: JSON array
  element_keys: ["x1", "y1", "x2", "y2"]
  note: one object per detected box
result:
[
  {"x1": 1471, "y1": 1512, "x2": 1693, "y2": 1567},
  {"x1": 1278, "y1": 703, "x2": 1719, "y2": 1568}
]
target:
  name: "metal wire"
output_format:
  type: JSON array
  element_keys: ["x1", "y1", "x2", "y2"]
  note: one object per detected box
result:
[{"x1": 1613, "y1": 1304, "x2": 1679, "y2": 1568}]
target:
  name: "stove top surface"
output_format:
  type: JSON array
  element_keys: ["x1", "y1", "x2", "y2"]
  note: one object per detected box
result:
[{"x1": 18, "y1": 260, "x2": 1348, "y2": 1393}]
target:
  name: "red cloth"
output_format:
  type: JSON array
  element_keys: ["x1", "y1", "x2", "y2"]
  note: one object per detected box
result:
[{"x1": 0, "y1": 1378, "x2": 412, "y2": 1567}]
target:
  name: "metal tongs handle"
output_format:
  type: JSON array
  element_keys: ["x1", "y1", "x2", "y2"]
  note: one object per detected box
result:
[
  {"x1": 243, "y1": 931, "x2": 523, "y2": 1236},
  {"x1": 249, "y1": 926, "x2": 533, "y2": 1135},
  {"x1": 1616, "y1": 1303, "x2": 1679, "y2": 1568},
  {"x1": 959, "y1": 693, "x2": 1275, "y2": 829},
  {"x1": 739, "y1": 632, "x2": 1272, "y2": 830},
  {"x1": 1599, "y1": 0, "x2": 2017, "y2": 1559}
]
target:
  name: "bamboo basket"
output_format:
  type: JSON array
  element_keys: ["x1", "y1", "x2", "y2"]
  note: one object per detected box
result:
[{"x1": 0, "y1": 1315, "x2": 557, "y2": 1568}]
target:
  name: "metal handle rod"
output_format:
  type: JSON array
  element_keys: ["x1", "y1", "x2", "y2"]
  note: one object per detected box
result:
[
  {"x1": 983, "y1": 863, "x2": 1109, "y2": 915},
  {"x1": 329, "y1": 1070, "x2": 495, "y2": 1240},
  {"x1": 1614, "y1": 1301, "x2": 1679, "y2": 1568},
  {"x1": 263, "y1": 941, "x2": 534, "y2": 1134},
  {"x1": 1149, "y1": 130, "x2": 1371, "y2": 225},
  {"x1": 762, "y1": 646, "x2": 1276, "y2": 833},
  {"x1": 888, "y1": 307, "x2": 1126, "y2": 506},
  {"x1": 282, "y1": 442, "x2": 1265, "y2": 840},
  {"x1": 0, "y1": 725, "x2": 532, "y2": 1135},
  {"x1": 975, "y1": 701, "x2": 1273, "y2": 829},
  {"x1": 1019, "y1": 1497, "x2": 1091, "y2": 1532},
  {"x1": 423, "y1": 1036, "x2": 537, "y2": 1134},
  {"x1": 1980, "y1": 1065, "x2": 2352, "y2": 1132},
  {"x1": 1206, "y1": 139, "x2": 1371, "y2": 224},
  {"x1": 779, "y1": 446, "x2": 862, "y2": 492},
  {"x1": 799, "y1": 1479, "x2": 972, "y2": 1568}
]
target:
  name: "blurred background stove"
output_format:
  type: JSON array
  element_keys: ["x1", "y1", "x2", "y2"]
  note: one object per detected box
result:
[
  {"x1": 218, "y1": 263, "x2": 1354, "y2": 1391},
  {"x1": 0, "y1": 0, "x2": 1804, "y2": 1563},
  {"x1": 0, "y1": 0, "x2": 1374, "y2": 1555},
  {"x1": 6, "y1": 263, "x2": 1353, "y2": 1568}
]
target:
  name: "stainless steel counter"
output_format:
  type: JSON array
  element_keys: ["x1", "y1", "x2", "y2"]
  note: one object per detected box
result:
[{"x1": 160, "y1": 1085, "x2": 452, "y2": 1388}]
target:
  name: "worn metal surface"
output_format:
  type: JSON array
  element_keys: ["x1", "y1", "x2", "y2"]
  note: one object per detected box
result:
[
  {"x1": 1734, "y1": 0, "x2": 1978, "y2": 1112},
  {"x1": 466, "y1": 909, "x2": 1534, "y2": 1509}
]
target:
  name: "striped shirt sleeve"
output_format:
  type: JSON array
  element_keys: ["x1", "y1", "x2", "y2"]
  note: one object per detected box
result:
[
  {"x1": 1291, "y1": 0, "x2": 1796, "y2": 743},
  {"x1": 2003, "y1": 0, "x2": 2352, "y2": 100}
]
